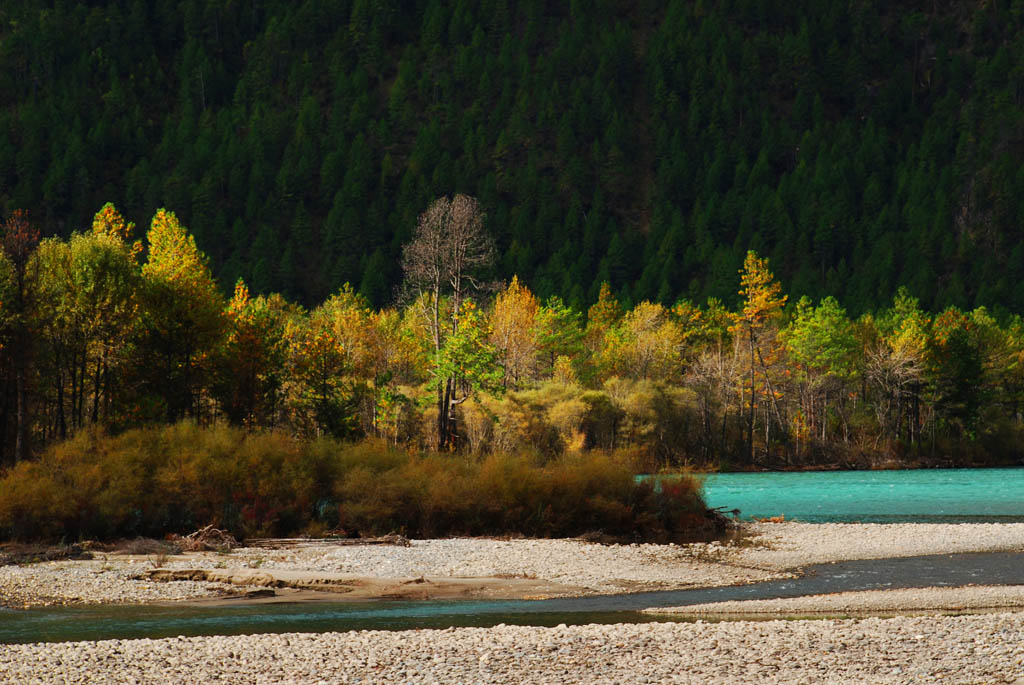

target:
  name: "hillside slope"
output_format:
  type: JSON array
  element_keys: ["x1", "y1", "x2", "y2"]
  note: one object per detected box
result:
[{"x1": 1, "y1": 0, "x2": 1022, "y2": 313}]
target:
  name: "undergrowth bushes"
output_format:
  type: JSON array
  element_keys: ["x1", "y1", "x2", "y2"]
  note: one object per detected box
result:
[{"x1": 0, "y1": 423, "x2": 717, "y2": 543}]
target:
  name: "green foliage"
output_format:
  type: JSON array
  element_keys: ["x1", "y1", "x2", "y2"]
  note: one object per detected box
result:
[
  {"x1": 4, "y1": 2, "x2": 1024, "y2": 313},
  {"x1": 534, "y1": 295, "x2": 584, "y2": 375},
  {"x1": 784, "y1": 296, "x2": 857, "y2": 382},
  {"x1": 434, "y1": 299, "x2": 503, "y2": 398}
]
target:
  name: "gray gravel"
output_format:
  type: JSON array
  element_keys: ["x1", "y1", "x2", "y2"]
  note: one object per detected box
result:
[
  {"x1": 5, "y1": 523, "x2": 1024, "y2": 607},
  {"x1": 646, "y1": 585, "x2": 1024, "y2": 616},
  {"x1": 3, "y1": 614, "x2": 1024, "y2": 684},
  {"x1": 735, "y1": 522, "x2": 1024, "y2": 569},
  {"x1": 0, "y1": 557, "x2": 229, "y2": 608}
]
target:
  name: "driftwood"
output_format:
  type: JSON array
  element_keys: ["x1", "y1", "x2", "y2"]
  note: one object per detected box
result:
[
  {"x1": 753, "y1": 514, "x2": 786, "y2": 523},
  {"x1": 0, "y1": 543, "x2": 92, "y2": 566},
  {"x1": 169, "y1": 525, "x2": 239, "y2": 552},
  {"x1": 244, "y1": 534, "x2": 411, "y2": 549}
]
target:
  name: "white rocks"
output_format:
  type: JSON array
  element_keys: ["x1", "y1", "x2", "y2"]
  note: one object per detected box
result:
[
  {"x1": 3, "y1": 615, "x2": 1024, "y2": 683},
  {"x1": 647, "y1": 584, "x2": 1024, "y2": 616},
  {"x1": 178, "y1": 537, "x2": 778, "y2": 593},
  {"x1": 734, "y1": 522, "x2": 1024, "y2": 569},
  {"x1": 0, "y1": 557, "x2": 228, "y2": 607},
  {"x1": 5, "y1": 522, "x2": 1024, "y2": 607}
]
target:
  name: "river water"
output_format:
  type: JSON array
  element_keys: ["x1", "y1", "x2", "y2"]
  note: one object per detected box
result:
[
  {"x1": 3, "y1": 467, "x2": 1022, "y2": 643},
  {"x1": 3, "y1": 551, "x2": 1023, "y2": 644},
  {"x1": 702, "y1": 467, "x2": 1024, "y2": 522}
]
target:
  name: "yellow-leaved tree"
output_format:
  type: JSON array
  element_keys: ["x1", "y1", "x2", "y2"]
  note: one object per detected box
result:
[
  {"x1": 214, "y1": 280, "x2": 292, "y2": 428},
  {"x1": 489, "y1": 276, "x2": 539, "y2": 389},
  {"x1": 140, "y1": 209, "x2": 225, "y2": 422},
  {"x1": 29, "y1": 204, "x2": 140, "y2": 438},
  {"x1": 732, "y1": 251, "x2": 787, "y2": 463}
]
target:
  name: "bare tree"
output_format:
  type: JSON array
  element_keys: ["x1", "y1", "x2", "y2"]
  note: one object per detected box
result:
[
  {"x1": 402, "y1": 194, "x2": 493, "y2": 449},
  {"x1": 867, "y1": 343, "x2": 925, "y2": 445}
]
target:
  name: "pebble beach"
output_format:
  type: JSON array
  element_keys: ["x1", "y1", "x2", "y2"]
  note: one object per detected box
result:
[
  {"x1": 3, "y1": 615, "x2": 1024, "y2": 684},
  {"x1": 3, "y1": 522, "x2": 1024, "y2": 683}
]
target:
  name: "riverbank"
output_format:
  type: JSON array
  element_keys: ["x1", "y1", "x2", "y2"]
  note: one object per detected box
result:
[
  {"x1": 646, "y1": 584, "x2": 1024, "y2": 618},
  {"x1": 3, "y1": 615, "x2": 1024, "y2": 683},
  {"x1": 3, "y1": 522, "x2": 1024, "y2": 609}
]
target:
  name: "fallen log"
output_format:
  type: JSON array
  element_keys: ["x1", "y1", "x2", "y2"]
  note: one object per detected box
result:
[{"x1": 243, "y1": 534, "x2": 411, "y2": 549}]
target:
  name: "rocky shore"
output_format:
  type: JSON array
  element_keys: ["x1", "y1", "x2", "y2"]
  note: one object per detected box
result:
[
  {"x1": 3, "y1": 522, "x2": 1024, "y2": 683},
  {"x1": 646, "y1": 584, "x2": 1024, "y2": 618},
  {"x1": 3, "y1": 615, "x2": 1024, "y2": 684},
  {"x1": 3, "y1": 522, "x2": 1024, "y2": 608}
]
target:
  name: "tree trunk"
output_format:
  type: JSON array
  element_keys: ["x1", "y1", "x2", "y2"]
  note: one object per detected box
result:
[
  {"x1": 447, "y1": 386, "x2": 459, "y2": 450},
  {"x1": 57, "y1": 366, "x2": 67, "y2": 440},
  {"x1": 748, "y1": 329, "x2": 755, "y2": 464},
  {"x1": 91, "y1": 352, "x2": 103, "y2": 425},
  {"x1": 14, "y1": 362, "x2": 29, "y2": 462},
  {"x1": 436, "y1": 382, "x2": 447, "y2": 449}
]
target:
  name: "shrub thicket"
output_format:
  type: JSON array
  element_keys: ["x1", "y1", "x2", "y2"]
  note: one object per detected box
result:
[{"x1": 0, "y1": 423, "x2": 717, "y2": 543}]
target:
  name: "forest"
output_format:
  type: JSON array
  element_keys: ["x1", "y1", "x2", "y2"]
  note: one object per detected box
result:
[
  {"x1": 2, "y1": 200, "x2": 1022, "y2": 474},
  {"x1": 2, "y1": 0, "x2": 1024, "y2": 315}
]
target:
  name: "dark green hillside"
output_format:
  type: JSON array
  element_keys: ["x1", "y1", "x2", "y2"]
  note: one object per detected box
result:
[{"x1": 2, "y1": 0, "x2": 1023, "y2": 313}]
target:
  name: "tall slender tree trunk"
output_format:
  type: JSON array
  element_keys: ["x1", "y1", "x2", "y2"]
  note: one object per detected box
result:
[
  {"x1": 91, "y1": 353, "x2": 103, "y2": 424},
  {"x1": 439, "y1": 376, "x2": 455, "y2": 449},
  {"x1": 748, "y1": 329, "x2": 756, "y2": 464},
  {"x1": 14, "y1": 362, "x2": 29, "y2": 462},
  {"x1": 57, "y1": 366, "x2": 67, "y2": 440},
  {"x1": 77, "y1": 350, "x2": 87, "y2": 429},
  {"x1": 446, "y1": 378, "x2": 459, "y2": 449}
]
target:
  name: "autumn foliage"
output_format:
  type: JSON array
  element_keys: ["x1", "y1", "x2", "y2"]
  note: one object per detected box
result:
[
  {"x1": 3, "y1": 200, "x2": 1024, "y2": 543},
  {"x1": 0, "y1": 423, "x2": 713, "y2": 543}
]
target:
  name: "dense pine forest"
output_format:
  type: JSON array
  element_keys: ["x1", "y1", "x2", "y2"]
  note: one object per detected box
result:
[
  {"x1": 3, "y1": 1, "x2": 1024, "y2": 480},
  {"x1": 2, "y1": 0, "x2": 1024, "y2": 314}
]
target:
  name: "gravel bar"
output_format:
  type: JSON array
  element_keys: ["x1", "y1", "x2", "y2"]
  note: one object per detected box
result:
[
  {"x1": 646, "y1": 584, "x2": 1024, "y2": 617},
  {"x1": 4, "y1": 522, "x2": 1024, "y2": 608},
  {"x1": 3, "y1": 614, "x2": 1024, "y2": 684},
  {"x1": 734, "y1": 522, "x2": 1024, "y2": 569}
]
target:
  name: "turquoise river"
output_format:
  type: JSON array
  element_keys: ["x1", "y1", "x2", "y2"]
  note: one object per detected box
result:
[{"x1": 701, "y1": 467, "x2": 1024, "y2": 522}]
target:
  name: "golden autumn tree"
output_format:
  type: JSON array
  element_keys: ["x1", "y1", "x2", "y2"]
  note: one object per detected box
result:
[
  {"x1": 584, "y1": 282, "x2": 622, "y2": 380},
  {"x1": 284, "y1": 288, "x2": 370, "y2": 438},
  {"x1": 92, "y1": 202, "x2": 143, "y2": 259},
  {"x1": 214, "y1": 280, "x2": 291, "y2": 428},
  {"x1": 599, "y1": 301, "x2": 684, "y2": 381},
  {"x1": 366, "y1": 307, "x2": 422, "y2": 443},
  {"x1": 867, "y1": 288, "x2": 930, "y2": 444},
  {"x1": 732, "y1": 251, "x2": 787, "y2": 463},
  {"x1": 31, "y1": 231, "x2": 142, "y2": 438},
  {"x1": 489, "y1": 276, "x2": 539, "y2": 388},
  {"x1": 139, "y1": 209, "x2": 225, "y2": 422},
  {"x1": 319, "y1": 284, "x2": 376, "y2": 380}
]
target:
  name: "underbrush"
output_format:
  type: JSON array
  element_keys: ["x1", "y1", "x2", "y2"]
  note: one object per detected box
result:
[{"x1": 0, "y1": 423, "x2": 719, "y2": 544}]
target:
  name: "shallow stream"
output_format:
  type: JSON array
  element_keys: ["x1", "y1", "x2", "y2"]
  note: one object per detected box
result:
[{"x1": 3, "y1": 551, "x2": 1023, "y2": 644}]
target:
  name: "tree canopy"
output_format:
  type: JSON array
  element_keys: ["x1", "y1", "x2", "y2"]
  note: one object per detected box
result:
[{"x1": 2, "y1": 0, "x2": 1024, "y2": 314}]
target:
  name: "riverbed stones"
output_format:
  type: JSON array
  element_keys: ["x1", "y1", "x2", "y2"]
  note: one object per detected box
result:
[
  {"x1": 3, "y1": 614, "x2": 1024, "y2": 683},
  {"x1": 646, "y1": 584, "x2": 1024, "y2": 617},
  {"x1": 4, "y1": 522, "x2": 1024, "y2": 608}
]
